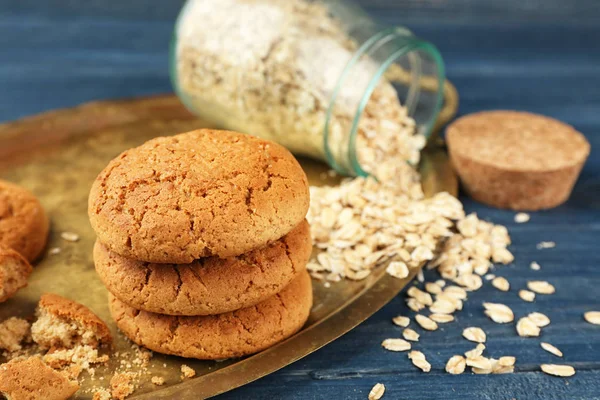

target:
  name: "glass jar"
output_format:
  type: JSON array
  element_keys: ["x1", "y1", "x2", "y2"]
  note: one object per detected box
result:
[{"x1": 170, "y1": 0, "x2": 444, "y2": 177}]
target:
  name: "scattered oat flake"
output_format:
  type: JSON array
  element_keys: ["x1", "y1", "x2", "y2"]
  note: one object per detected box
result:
[
  {"x1": 429, "y1": 298, "x2": 457, "y2": 315},
  {"x1": 425, "y1": 282, "x2": 442, "y2": 295},
  {"x1": 472, "y1": 367, "x2": 492, "y2": 375},
  {"x1": 516, "y1": 317, "x2": 541, "y2": 337},
  {"x1": 406, "y1": 298, "x2": 425, "y2": 312},
  {"x1": 49, "y1": 247, "x2": 62, "y2": 255},
  {"x1": 483, "y1": 302, "x2": 514, "y2": 323},
  {"x1": 528, "y1": 312, "x2": 550, "y2": 327},
  {"x1": 484, "y1": 274, "x2": 496, "y2": 281},
  {"x1": 403, "y1": 328, "x2": 420, "y2": 342},
  {"x1": 368, "y1": 383, "x2": 385, "y2": 400},
  {"x1": 446, "y1": 355, "x2": 466, "y2": 375},
  {"x1": 541, "y1": 342, "x2": 563, "y2": 357},
  {"x1": 493, "y1": 358, "x2": 515, "y2": 374},
  {"x1": 444, "y1": 286, "x2": 468, "y2": 300},
  {"x1": 491, "y1": 276, "x2": 510, "y2": 292},
  {"x1": 407, "y1": 287, "x2": 433, "y2": 306},
  {"x1": 527, "y1": 281, "x2": 556, "y2": 294},
  {"x1": 435, "y1": 280, "x2": 446, "y2": 288},
  {"x1": 463, "y1": 327, "x2": 486, "y2": 343},
  {"x1": 465, "y1": 344, "x2": 486, "y2": 359},
  {"x1": 408, "y1": 351, "x2": 431, "y2": 372},
  {"x1": 466, "y1": 356, "x2": 492, "y2": 370},
  {"x1": 537, "y1": 241, "x2": 556, "y2": 249},
  {"x1": 541, "y1": 364, "x2": 575, "y2": 377},
  {"x1": 519, "y1": 290, "x2": 536, "y2": 302},
  {"x1": 454, "y1": 273, "x2": 483, "y2": 291},
  {"x1": 415, "y1": 314, "x2": 438, "y2": 331},
  {"x1": 61, "y1": 231, "x2": 80, "y2": 242},
  {"x1": 530, "y1": 261, "x2": 541, "y2": 270},
  {"x1": 180, "y1": 364, "x2": 196, "y2": 379},
  {"x1": 386, "y1": 261, "x2": 409, "y2": 279},
  {"x1": 584, "y1": 311, "x2": 600, "y2": 325},
  {"x1": 392, "y1": 316, "x2": 410, "y2": 328},
  {"x1": 514, "y1": 213, "x2": 530, "y2": 223},
  {"x1": 429, "y1": 313, "x2": 454, "y2": 323},
  {"x1": 499, "y1": 356, "x2": 516, "y2": 367},
  {"x1": 381, "y1": 338, "x2": 411, "y2": 352}
]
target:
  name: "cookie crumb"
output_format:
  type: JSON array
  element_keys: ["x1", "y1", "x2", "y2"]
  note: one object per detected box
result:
[
  {"x1": 151, "y1": 376, "x2": 165, "y2": 386},
  {"x1": 0, "y1": 317, "x2": 30, "y2": 352},
  {"x1": 110, "y1": 371, "x2": 136, "y2": 400},
  {"x1": 180, "y1": 364, "x2": 196, "y2": 379},
  {"x1": 43, "y1": 344, "x2": 110, "y2": 376},
  {"x1": 92, "y1": 388, "x2": 111, "y2": 400}
]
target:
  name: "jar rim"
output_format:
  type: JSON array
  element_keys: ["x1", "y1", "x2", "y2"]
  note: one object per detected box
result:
[{"x1": 323, "y1": 28, "x2": 445, "y2": 177}]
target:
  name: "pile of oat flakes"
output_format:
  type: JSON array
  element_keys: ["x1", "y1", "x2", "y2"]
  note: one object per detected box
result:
[{"x1": 306, "y1": 123, "x2": 599, "y2": 400}]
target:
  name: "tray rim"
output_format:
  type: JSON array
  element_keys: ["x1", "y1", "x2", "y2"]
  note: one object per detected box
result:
[{"x1": 0, "y1": 95, "x2": 457, "y2": 399}]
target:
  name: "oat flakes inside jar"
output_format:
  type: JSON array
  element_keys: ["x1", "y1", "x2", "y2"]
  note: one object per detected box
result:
[{"x1": 171, "y1": 0, "x2": 445, "y2": 178}]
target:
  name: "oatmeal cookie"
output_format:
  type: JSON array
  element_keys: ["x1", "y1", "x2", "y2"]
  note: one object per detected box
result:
[
  {"x1": 88, "y1": 129, "x2": 310, "y2": 263},
  {"x1": 0, "y1": 247, "x2": 32, "y2": 303},
  {"x1": 0, "y1": 180, "x2": 49, "y2": 262},
  {"x1": 95, "y1": 220, "x2": 311, "y2": 316},
  {"x1": 110, "y1": 271, "x2": 312, "y2": 360}
]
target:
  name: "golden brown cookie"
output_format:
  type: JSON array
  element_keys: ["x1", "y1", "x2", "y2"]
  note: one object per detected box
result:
[
  {"x1": 110, "y1": 271, "x2": 313, "y2": 360},
  {"x1": 95, "y1": 220, "x2": 311, "y2": 316},
  {"x1": 88, "y1": 129, "x2": 310, "y2": 263},
  {"x1": 0, "y1": 356, "x2": 80, "y2": 400},
  {"x1": 447, "y1": 111, "x2": 590, "y2": 210},
  {"x1": 0, "y1": 180, "x2": 49, "y2": 262},
  {"x1": 0, "y1": 246, "x2": 33, "y2": 303},
  {"x1": 31, "y1": 293, "x2": 112, "y2": 350}
]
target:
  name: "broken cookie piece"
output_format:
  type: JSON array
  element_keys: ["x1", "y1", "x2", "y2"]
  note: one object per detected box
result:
[
  {"x1": 0, "y1": 247, "x2": 33, "y2": 303},
  {"x1": 43, "y1": 344, "x2": 110, "y2": 378},
  {"x1": 31, "y1": 293, "x2": 112, "y2": 350},
  {"x1": 0, "y1": 356, "x2": 79, "y2": 400},
  {"x1": 0, "y1": 317, "x2": 30, "y2": 353}
]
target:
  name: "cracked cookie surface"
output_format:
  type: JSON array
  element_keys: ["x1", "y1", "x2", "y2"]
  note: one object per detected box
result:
[
  {"x1": 95, "y1": 220, "x2": 311, "y2": 316},
  {"x1": 0, "y1": 179, "x2": 49, "y2": 262},
  {"x1": 109, "y1": 271, "x2": 312, "y2": 360},
  {"x1": 88, "y1": 129, "x2": 310, "y2": 263}
]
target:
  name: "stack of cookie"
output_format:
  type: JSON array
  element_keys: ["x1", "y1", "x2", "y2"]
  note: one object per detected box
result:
[{"x1": 88, "y1": 129, "x2": 313, "y2": 360}]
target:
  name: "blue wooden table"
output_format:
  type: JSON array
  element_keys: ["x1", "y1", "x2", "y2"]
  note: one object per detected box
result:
[{"x1": 2, "y1": 1, "x2": 599, "y2": 398}]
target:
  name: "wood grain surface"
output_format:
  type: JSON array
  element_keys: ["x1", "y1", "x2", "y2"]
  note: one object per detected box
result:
[{"x1": 1, "y1": 1, "x2": 599, "y2": 399}]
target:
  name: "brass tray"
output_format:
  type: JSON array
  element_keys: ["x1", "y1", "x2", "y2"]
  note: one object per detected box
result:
[{"x1": 0, "y1": 95, "x2": 457, "y2": 399}]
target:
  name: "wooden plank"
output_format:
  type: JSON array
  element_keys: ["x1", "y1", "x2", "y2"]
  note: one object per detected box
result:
[
  {"x1": 0, "y1": 1, "x2": 599, "y2": 398},
  {"x1": 0, "y1": 0, "x2": 598, "y2": 23},
  {"x1": 215, "y1": 370, "x2": 600, "y2": 399}
]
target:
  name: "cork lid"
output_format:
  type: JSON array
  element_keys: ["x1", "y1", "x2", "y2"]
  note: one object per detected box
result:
[{"x1": 446, "y1": 111, "x2": 590, "y2": 171}]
